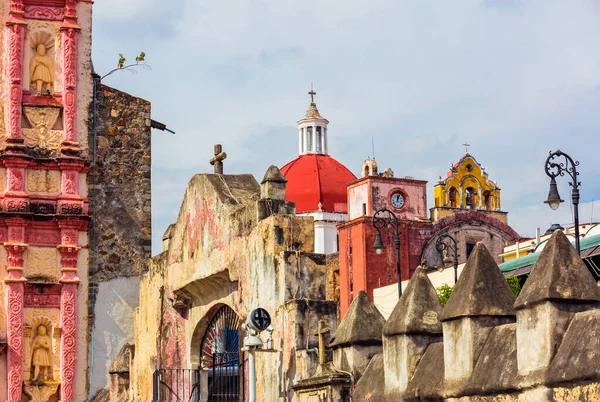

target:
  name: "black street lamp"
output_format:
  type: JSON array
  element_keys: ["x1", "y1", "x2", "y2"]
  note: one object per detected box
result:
[
  {"x1": 435, "y1": 234, "x2": 459, "y2": 284},
  {"x1": 544, "y1": 150, "x2": 581, "y2": 255},
  {"x1": 372, "y1": 208, "x2": 402, "y2": 298}
]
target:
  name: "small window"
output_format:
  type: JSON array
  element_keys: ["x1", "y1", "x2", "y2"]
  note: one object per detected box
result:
[
  {"x1": 307, "y1": 127, "x2": 313, "y2": 152},
  {"x1": 362, "y1": 203, "x2": 367, "y2": 216},
  {"x1": 466, "y1": 164, "x2": 473, "y2": 172},
  {"x1": 466, "y1": 242, "x2": 476, "y2": 258}
]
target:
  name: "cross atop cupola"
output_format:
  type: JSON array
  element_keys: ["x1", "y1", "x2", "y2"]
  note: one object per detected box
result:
[{"x1": 297, "y1": 86, "x2": 329, "y2": 156}]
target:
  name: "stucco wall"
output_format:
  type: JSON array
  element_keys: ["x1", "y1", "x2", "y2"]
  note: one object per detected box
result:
[
  {"x1": 89, "y1": 277, "x2": 140, "y2": 398},
  {"x1": 131, "y1": 173, "x2": 335, "y2": 401}
]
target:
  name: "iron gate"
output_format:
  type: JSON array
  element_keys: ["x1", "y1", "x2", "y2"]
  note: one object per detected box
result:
[
  {"x1": 153, "y1": 368, "x2": 201, "y2": 402},
  {"x1": 208, "y1": 352, "x2": 244, "y2": 401}
]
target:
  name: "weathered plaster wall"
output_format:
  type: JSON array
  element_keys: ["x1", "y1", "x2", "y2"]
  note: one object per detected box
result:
[
  {"x1": 89, "y1": 276, "x2": 140, "y2": 398},
  {"x1": 132, "y1": 173, "x2": 335, "y2": 401}
]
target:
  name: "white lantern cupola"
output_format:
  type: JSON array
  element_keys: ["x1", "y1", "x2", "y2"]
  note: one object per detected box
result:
[{"x1": 297, "y1": 86, "x2": 329, "y2": 155}]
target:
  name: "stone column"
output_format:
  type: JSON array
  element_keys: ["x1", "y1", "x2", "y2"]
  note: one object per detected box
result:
[
  {"x1": 514, "y1": 230, "x2": 600, "y2": 376},
  {"x1": 6, "y1": 0, "x2": 26, "y2": 145},
  {"x1": 58, "y1": 240, "x2": 80, "y2": 402},
  {"x1": 61, "y1": 0, "x2": 81, "y2": 149},
  {"x1": 299, "y1": 128, "x2": 303, "y2": 154},
  {"x1": 323, "y1": 127, "x2": 328, "y2": 155},
  {"x1": 312, "y1": 124, "x2": 316, "y2": 152},
  {"x1": 303, "y1": 126, "x2": 308, "y2": 154},
  {"x1": 439, "y1": 242, "x2": 516, "y2": 382},
  {"x1": 4, "y1": 218, "x2": 28, "y2": 402},
  {"x1": 383, "y1": 268, "x2": 443, "y2": 396}
]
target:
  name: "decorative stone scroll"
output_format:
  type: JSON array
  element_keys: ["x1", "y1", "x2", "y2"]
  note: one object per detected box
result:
[
  {"x1": 26, "y1": 247, "x2": 59, "y2": 281},
  {"x1": 23, "y1": 107, "x2": 62, "y2": 154},
  {"x1": 58, "y1": 239, "x2": 79, "y2": 401},
  {"x1": 27, "y1": 170, "x2": 60, "y2": 194},
  {"x1": 6, "y1": 282, "x2": 26, "y2": 402},
  {"x1": 59, "y1": 283, "x2": 77, "y2": 401},
  {"x1": 24, "y1": 6, "x2": 63, "y2": 21},
  {"x1": 7, "y1": 0, "x2": 26, "y2": 141},
  {"x1": 61, "y1": 27, "x2": 78, "y2": 144},
  {"x1": 5, "y1": 238, "x2": 28, "y2": 402}
]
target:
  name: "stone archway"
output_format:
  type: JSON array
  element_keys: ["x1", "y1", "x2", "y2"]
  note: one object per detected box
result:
[{"x1": 190, "y1": 304, "x2": 244, "y2": 401}]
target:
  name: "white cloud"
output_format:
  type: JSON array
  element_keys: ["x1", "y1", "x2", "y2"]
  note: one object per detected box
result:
[{"x1": 91, "y1": 0, "x2": 600, "y2": 255}]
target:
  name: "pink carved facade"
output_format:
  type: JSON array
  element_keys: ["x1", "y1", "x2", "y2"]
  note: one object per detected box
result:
[{"x1": 0, "y1": 0, "x2": 93, "y2": 400}]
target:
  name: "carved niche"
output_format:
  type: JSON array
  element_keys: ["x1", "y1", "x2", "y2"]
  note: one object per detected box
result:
[
  {"x1": 23, "y1": 313, "x2": 61, "y2": 401},
  {"x1": 22, "y1": 106, "x2": 63, "y2": 156},
  {"x1": 25, "y1": 23, "x2": 59, "y2": 95}
]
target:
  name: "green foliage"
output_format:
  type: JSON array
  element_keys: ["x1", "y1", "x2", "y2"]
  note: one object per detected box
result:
[
  {"x1": 436, "y1": 275, "x2": 522, "y2": 305},
  {"x1": 436, "y1": 284, "x2": 454, "y2": 305},
  {"x1": 506, "y1": 275, "x2": 522, "y2": 297},
  {"x1": 116, "y1": 52, "x2": 146, "y2": 69}
]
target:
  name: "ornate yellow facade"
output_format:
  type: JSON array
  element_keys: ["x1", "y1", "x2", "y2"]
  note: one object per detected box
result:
[{"x1": 431, "y1": 153, "x2": 508, "y2": 223}]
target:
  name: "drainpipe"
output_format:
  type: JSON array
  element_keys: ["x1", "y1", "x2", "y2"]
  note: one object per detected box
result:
[{"x1": 87, "y1": 73, "x2": 99, "y2": 401}]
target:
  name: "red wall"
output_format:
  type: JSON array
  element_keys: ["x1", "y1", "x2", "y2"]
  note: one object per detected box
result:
[{"x1": 338, "y1": 217, "x2": 432, "y2": 317}]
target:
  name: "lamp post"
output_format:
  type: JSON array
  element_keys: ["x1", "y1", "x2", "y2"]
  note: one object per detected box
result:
[
  {"x1": 435, "y1": 234, "x2": 459, "y2": 284},
  {"x1": 544, "y1": 150, "x2": 581, "y2": 255},
  {"x1": 372, "y1": 208, "x2": 402, "y2": 298}
]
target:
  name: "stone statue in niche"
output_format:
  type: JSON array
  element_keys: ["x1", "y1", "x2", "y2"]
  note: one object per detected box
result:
[
  {"x1": 30, "y1": 44, "x2": 54, "y2": 94},
  {"x1": 31, "y1": 325, "x2": 53, "y2": 382},
  {"x1": 28, "y1": 30, "x2": 56, "y2": 95}
]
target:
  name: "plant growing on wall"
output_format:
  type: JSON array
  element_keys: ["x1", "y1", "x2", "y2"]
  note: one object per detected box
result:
[
  {"x1": 505, "y1": 275, "x2": 522, "y2": 297},
  {"x1": 437, "y1": 275, "x2": 522, "y2": 305},
  {"x1": 436, "y1": 284, "x2": 454, "y2": 305}
]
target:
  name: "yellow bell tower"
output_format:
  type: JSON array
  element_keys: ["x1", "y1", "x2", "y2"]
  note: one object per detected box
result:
[{"x1": 431, "y1": 151, "x2": 507, "y2": 223}]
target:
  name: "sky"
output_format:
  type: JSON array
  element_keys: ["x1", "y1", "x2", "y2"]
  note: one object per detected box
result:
[{"x1": 91, "y1": 0, "x2": 600, "y2": 256}]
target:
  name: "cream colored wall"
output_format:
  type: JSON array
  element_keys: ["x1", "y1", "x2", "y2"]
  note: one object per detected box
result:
[{"x1": 374, "y1": 264, "x2": 465, "y2": 319}]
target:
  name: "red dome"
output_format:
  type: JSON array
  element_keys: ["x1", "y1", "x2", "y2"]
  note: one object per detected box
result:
[{"x1": 281, "y1": 154, "x2": 357, "y2": 213}]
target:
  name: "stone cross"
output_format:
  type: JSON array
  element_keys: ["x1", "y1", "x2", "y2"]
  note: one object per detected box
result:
[
  {"x1": 463, "y1": 142, "x2": 471, "y2": 153},
  {"x1": 210, "y1": 144, "x2": 227, "y2": 174},
  {"x1": 315, "y1": 319, "x2": 329, "y2": 365},
  {"x1": 308, "y1": 84, "x2": 316, "y2": 104}
]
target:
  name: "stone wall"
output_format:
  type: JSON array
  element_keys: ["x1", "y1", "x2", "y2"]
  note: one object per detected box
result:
[
  {"x1": 346, "y1": 230, "x2": 600, "y2": 401},
  {"x1": 87, "y1": 81, "x2": 151, "y2": 398},
  {"x1": 90, "y1": 81, "x2": 152, "y2": 280}
]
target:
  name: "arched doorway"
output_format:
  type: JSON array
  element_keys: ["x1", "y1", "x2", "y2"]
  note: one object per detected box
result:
[{"x1": 200, "y1": 305, "x2": 244, "y2": 401}]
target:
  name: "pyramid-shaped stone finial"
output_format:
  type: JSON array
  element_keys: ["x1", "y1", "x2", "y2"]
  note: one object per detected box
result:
[
  {"x1": 515, "y1": 230, "x2": 600, "y2": 309},
  {"x1": 440, "y1": 242, "x2": 516, "y2": 381},
  {"x1": 440, "y1": 242, "x2": 516, "y2": 322},
  {"x1": 330, "y1": 290, "x2": 385, "y2": 382},
  {"x1": 382, "y1": 268, "x2": 443, "y2": 395},
  {"x1": 330, "y1": 290, "x2": 385, "y2": 348},
  {"x1": 260, "y1": 165, "x2": 287, "y2": 200},
  {"x1": 384, "y1": 268, "x2": 443, "y2": 336}
]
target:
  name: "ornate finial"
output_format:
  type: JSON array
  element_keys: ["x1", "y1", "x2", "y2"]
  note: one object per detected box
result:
[
  {"x1": 463, "y1": 142, "x2": 471, "y2": 153},
  {"x1": 308, "y1": 83, "x2": 316, "y2": 104},
  {"x1": 209, "y1": 144, "x2": 227, "y2": 174}
]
